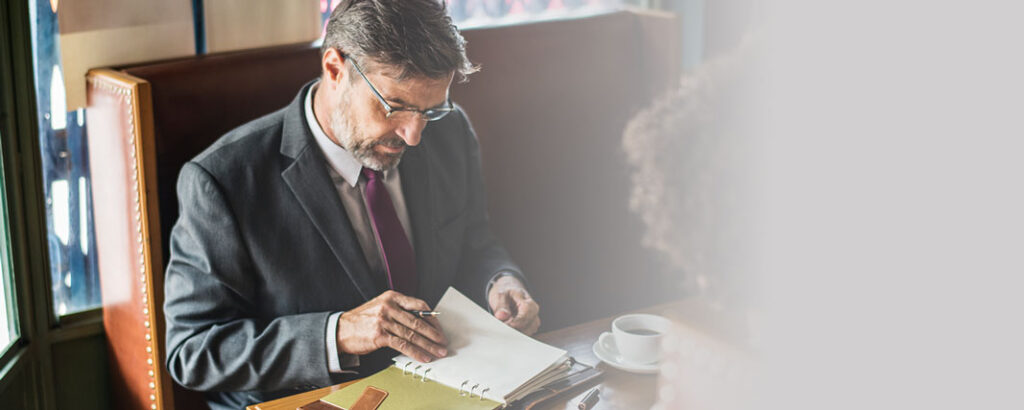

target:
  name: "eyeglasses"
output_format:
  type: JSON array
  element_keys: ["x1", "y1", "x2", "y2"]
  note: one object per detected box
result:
[{"x1": 344, "y1": 54, "x2": 454, "y2": 122}]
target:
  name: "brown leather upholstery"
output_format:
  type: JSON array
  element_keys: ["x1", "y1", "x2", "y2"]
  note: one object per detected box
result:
[
  {"x1": 86, "y1": 70, "x2": 174, "y2": 410},
  {"x1": 87, "y1": 10, "x2": 678, "y2": 410}
]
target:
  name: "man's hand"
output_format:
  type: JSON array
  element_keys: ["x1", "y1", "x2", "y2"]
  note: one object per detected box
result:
[
  {"x1": 488, "y1": 275, "x2": 541, "y2": 335},
  {"x1": 336, "y1": 290, "x2": 448, "y2": 363}
]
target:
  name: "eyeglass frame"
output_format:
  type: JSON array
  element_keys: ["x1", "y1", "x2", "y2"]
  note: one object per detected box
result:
[{"x1": 342, "y1": 53, "x2": 455, "y2": 122}]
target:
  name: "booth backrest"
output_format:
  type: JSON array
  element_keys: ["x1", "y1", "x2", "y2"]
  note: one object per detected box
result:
[
  {"x1": 86, "y1": 10, "x2": 678, "y2": 410},
  {"x1": 122, "y1": 44, "x2": 322, "y2": 261},
  {"x1": 453, "y1": 10, "x2": 679, "y2": 329}
]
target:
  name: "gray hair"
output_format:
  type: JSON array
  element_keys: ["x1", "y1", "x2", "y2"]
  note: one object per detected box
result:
[{"x1": 322, "y1": 0, "x2": 478, "y2": 82}]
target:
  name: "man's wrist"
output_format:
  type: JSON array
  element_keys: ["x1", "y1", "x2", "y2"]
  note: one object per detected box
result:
[
  {"x1": 492, "y1": 274, "x2": 525, "y2": 290},
  {"x1": 486, "y1": 269, "x2": 514, "y2": 288},
  {"x1": 486, "y1": 271, "x2": 522, "y2": 297},
  {"x1": 326, "y1": 311, "x2": 360, "y2": 374}
]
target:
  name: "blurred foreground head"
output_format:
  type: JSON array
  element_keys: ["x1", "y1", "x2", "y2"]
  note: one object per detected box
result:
[
  {"x1": 624, "y1": 38, "x2": 761, "y2": 410},
  {"x1": 623, "y1": 38, "x2": 759, "y2": 314}
]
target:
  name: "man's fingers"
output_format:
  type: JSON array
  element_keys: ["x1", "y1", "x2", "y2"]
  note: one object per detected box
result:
[
  {"x1": 507, "y1": 312, "x2": 540, "y2": 335},
  {"x1": 384, "y1": 321, "x2": 448, "y2": 360},
  {"x1": 385, "y1": 331, "x2": 437, "y2": 363},
  {"x1": 424, "y1": 315, "x2": 442, "y2": 330},
  {"x1": 492, "y1": 291, "x2": 514, "y2": 322},
  {"x1": 514, "y1": 294, "x2": 539, "y2": 318},
  {"x1": 393, "y1": 321, "x2": 447, "y2": 357},
  {"x1": 387, "y1": 304, "x2": 448, "y2": 345},
  {"x1": 523, "y1": 316, "x2": 541, "y2": 336},
  {"x1": 388, "y1": 291, "x2": 432, "y2": 312},
  {"x1": 509, "y1": 288, "x2": 533, "y2": 304},
  {"x1": 507, "y1": 289, "x2": 536, "y2": 325},
  {"x1": 506, "y1": 299, "x2": 539, "y2": 329},
  {"x1": 487, "y1": 288, "x2": 505, "y2": 313}
]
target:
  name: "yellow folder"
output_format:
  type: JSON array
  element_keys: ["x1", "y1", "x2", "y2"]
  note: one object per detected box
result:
[{"x1": 320, "y1": 366, "x2": 502, "y2": 410}]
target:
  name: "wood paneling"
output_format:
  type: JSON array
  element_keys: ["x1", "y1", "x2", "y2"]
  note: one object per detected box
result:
[
  {"x1": 52, "y1": 334, "x2": 111, "y2": 410},
  {"x1": 0, "y1": 357, "x2": 39, "y2": 410},
  {"x1": 203, "y1": 0, "x2": 320, "y2": 53}
]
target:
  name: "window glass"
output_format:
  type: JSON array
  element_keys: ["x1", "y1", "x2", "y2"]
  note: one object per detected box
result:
[
  {"x1": 28, "y1": 0, "x2": 102, "y2": 317},
  {"x1": 319, "y1": 0, "x2": 628, "y2": 31},
  {"x1": 0, "y1": 128, "x2": 16, "y2": 354}
]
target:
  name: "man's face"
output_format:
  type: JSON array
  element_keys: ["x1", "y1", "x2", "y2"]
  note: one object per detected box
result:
[{"x1": 322, "y1": 56, "x2": 453, "y2": 171}]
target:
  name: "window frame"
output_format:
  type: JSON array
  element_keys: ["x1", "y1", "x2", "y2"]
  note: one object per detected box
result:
[
  {"x1": 0, "y1": 0, "x2": 40, "y2": 367},
  {"x1": 0, "y1": 140, "x2": 20, "y2": 358},
  {"x1": 0, "y1": 1, "x2": 105, "y2": 409},
  {"x1": 0, "y1": 0, "x2": 41, "y2": 383}
]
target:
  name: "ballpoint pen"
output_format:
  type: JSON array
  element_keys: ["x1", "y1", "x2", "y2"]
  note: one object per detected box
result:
[
  {"x1": 578, "y1": 387, "x2": 600, "y2": 410},
  {"x1": 409, "y1": 310, "x2": 441, "y2": 318}
]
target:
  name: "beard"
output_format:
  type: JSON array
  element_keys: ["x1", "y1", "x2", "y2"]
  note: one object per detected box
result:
[{"x1": 328, "y1": 92, "x2": 407, "y2": 171}]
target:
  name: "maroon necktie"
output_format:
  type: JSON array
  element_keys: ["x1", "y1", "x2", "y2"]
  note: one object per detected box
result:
[{"x1": 361, "y1": 168, "x2": 418, "y2": 295}]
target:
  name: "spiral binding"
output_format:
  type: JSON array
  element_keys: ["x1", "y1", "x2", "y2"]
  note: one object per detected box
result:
[{"x1": 398, "y1": 359, "x2": 492, "y2": 401}]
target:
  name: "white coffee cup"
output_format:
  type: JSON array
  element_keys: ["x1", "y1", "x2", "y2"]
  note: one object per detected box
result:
[{"x1": 609, "y1": 313, "x2": 670, "y2": 364}]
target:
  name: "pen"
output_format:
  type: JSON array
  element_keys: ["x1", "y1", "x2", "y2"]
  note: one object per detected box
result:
[
  {"x1": 409, "y1": 310, "x2": 441, "y2": 317},
  {"x1": 578, "y1": 387, "x2": 600, "y2": 410}
]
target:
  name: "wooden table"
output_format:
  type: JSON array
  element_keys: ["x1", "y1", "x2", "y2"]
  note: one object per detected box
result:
[{"x1": 249, "y1": 301, "x2": 692, "y2": 410}]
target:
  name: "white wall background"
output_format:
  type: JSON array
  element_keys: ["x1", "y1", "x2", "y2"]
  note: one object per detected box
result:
[{"x1": 749, "y1": 1, "x2": 1024, "y2": 408}]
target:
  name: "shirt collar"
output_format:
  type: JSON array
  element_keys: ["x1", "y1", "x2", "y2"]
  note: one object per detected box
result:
[{"x1": 305, "y1": 81, "x2": 363, "y2": 187}]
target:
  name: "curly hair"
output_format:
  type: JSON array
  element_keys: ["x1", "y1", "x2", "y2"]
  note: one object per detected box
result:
[{"x1": 622, "y1": 43, "x2": 756, "y2": 303}]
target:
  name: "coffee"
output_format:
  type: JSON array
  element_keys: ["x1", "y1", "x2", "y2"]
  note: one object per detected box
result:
[
  {"x1": 624, "y1": 328, "x2": 661, "y2": 336},
  {"x1": 610, "y1": 313, "x2": 670, "y2": 364}
]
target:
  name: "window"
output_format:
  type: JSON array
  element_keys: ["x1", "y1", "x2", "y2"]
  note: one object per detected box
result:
[
  {"x1": 0, "y1": 128, "x2": 15, "y2": 354},
  {"x1": 319, "y1": 0, "x2": 629, "y2": 31},
  {"x1": 28, "y1": 0, "x2": 101, "y2": 317},
  {"x1": 442, "y1": 0, "x2": 622, "y2": 25},
  {"x1": 2, "y1": 2, "x2": 108, "y2": 407}
]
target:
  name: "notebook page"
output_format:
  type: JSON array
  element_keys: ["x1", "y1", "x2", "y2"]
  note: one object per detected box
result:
[{"x1": 394, "y1": 287, "x2": 567, "y2": 403}]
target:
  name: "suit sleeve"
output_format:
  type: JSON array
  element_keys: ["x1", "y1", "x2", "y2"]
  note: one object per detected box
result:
[
  {"x1": 163, "y1": 162, "x2": 334, "y2": 392},
  {"x1": 451, "y1": 110, "x2": 528, "y2": 305}
]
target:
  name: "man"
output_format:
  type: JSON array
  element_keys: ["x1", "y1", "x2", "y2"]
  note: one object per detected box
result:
[{"x1": 163, "y1": 1, "x2": 540, "y2": 408}]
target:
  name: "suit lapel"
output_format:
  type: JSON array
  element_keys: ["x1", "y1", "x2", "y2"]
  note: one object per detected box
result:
[
  {"x1": 280, "y1": 83, "x2": 379, "y2": 302},
  {"x1": 398, "y1": 144, "x2": 436, "y2": 301}
]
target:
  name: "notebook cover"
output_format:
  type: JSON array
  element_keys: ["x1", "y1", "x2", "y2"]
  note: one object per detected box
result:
[{"x1": 320, "y1": 366, "x2": 501, "y2": 410}]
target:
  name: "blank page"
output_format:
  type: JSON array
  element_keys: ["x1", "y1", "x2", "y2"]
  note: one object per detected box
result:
[{"x1": 394, "y1": 287, "x2": 567, "y2": 403}]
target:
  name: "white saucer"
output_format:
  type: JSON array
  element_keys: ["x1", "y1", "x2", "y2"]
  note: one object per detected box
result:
[{"x1": 592, "y1": 332, "x2": 660, "y2": 374}]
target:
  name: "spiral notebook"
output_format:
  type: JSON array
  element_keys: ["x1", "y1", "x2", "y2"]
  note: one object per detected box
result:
[{"x1": 320, "y1": 287, "x2": 571, "y2": 409}]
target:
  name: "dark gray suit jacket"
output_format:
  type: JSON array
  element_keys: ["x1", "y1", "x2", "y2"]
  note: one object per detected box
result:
[{"x1": 163, "y1": 83, "x2": 521, "y2": 409}]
